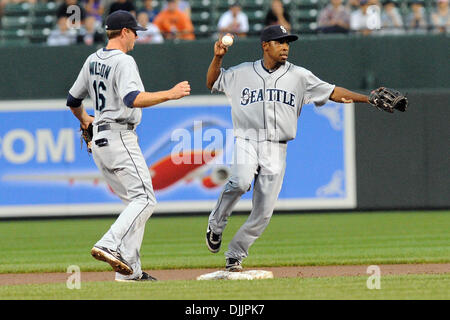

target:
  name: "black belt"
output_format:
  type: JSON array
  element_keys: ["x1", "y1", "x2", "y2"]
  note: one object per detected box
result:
[{"x1": 97, "y1": 123, "x2": 134, "y2": 132}]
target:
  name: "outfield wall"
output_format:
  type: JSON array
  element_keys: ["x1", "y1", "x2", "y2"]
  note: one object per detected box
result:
[
  {"x1": 0, "y1": 97, "x2": 357, "y2": 217},
  {"x1": 0, "y1": 90, "x2": 448, "y2": 217},
  {"x1": 0, "y1": 35, "x2": 448, "y2": 100},
  {"x1": 355, "y1": 90, "x2": 450, "y2": 210}
]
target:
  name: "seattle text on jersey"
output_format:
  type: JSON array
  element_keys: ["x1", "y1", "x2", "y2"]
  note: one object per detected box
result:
[{"x1": 240, "y1": 87, "x2": 296, "y2": 107}]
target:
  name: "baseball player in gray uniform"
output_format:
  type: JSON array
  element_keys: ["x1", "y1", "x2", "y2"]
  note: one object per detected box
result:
[
  {"x1": 67, "y1": 10, "x2": 190, "y2": 281},
  {"x1": 205, "y1": 25, "x2": 371, "y2": 271}
]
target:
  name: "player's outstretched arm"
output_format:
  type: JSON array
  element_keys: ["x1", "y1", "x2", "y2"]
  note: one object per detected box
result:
[
  {"x1": 133, "y1": 81, "x2": 191, "y2": 108},
  {"x1": 206, "y1": 37, "x2": 230, "y2": 90},
  {"x1": 330, "y1": 86, "x2": 369, "y2": 104}
]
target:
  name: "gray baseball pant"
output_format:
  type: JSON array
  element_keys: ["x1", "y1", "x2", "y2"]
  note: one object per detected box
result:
[
  {"x1": 208, "y1": 138, "x2": 287, "y2": 261},
  {"x1": 92, "y1": 129, "x2": 156, "y2": 280}
]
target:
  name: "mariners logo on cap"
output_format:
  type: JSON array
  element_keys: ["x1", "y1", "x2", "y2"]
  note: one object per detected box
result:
[{"x1": 260, "y1": 24, "x2": 299, "y2": 42}]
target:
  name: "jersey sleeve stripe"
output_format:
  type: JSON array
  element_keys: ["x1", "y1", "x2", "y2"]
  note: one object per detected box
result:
[{"x1": 66, "y1": 93, "x2": 83, "y2": 108}]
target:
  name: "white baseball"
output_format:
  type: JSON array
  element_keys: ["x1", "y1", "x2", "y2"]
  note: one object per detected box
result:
[{"x1": 221, "y1": 35, "x2": 233, "y2": 47}]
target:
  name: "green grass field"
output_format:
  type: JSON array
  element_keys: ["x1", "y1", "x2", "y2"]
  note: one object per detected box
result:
[
  {"x1": 0, "y1": 210, "x2": 449, "y2": 300},
  {"x1": 1, "y1": 275, "x2": 449, "y2": 300}
]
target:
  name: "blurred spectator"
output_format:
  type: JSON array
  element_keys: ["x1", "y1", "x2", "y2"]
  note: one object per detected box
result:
[
  {"x1": 431, "y1": 0, "x2": 450, "y2": 33},
  {"x1": 317, "y1": 0, "x2": 351, "y2": 33},
  {"x1": 57, "y1": 0, "x2": 87, "y2": 24},
  {"x1": 82, "y1": 0, "x2": 105, "y2": 25},
  {"x1": 380, "y1": 0, "x2": 404, "y2": 34},
  {"x1": 161, "y1": 0, "x2": 191, "y2": 18},
  {"x1": 139, "y1": 0, "x2": 159, "y2": 22},
  {"x1": 350, "y1": 0, "x2": 380, "y2": 35},
  {"x1": 217, "y1": 2, "x2": 249, "y2": 37},
  {"x1": 370, "y1": 0, "x2": 382, "y2": 8},
  {"x1": 47, "y1": 16, "x2": 77, "y2": 46},
  {"x1": 76, "y1": 15, "x2": 105, "y2": 45},
  {"x1": 108, "y1": 0, "x2": 136, "y2": 16},
  {"x1": 264, "y1": 0, "x2": 291, "y2": 32},
  {"x1": 405, "y1": 0, "x2": 429, "y2": 34},
  {"x1": 153, "y1": 0, "x2": 195, "y2": 40},
  {"x1": 136, "y1": 11, "x2": 164, "y2": 44}
]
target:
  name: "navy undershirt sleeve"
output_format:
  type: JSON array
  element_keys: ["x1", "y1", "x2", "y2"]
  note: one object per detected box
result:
[
  {"x1": 123, "y1": 90, "x2": 141, "y2": 108},
  {"x1": 66, "y1": 93, "x2": 83, "y2": 108}
]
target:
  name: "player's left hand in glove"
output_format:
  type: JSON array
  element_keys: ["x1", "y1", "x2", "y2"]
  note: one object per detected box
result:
[
  {"x1": 369, "y1": 87, "x2": 408, "y2": 113},
  {"x1": 80, "y1": 116, "x2": 94, "y2": 153}
]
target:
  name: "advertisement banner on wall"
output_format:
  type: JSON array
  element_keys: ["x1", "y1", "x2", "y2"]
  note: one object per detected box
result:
[{"x1": 0, "y1": 96, "x2": 355, "y2": 218}]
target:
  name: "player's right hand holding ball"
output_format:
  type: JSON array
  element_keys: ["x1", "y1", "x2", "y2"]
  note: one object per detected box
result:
[{"x1": 215, "y1": 34, "x2": 234, "y2": 57}]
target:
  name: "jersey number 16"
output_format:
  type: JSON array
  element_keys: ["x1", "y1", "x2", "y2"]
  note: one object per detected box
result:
[{"x1": 93, "y1": 80, "x2": 106, "y2": 111}]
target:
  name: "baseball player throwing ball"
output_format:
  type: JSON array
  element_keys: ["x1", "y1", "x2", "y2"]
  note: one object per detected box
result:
[
  {"x1": 67, "y1": 10, "x2": 190, "y2": 282},
  {"x1": 205, "y1": 25, "x2": 402, "y2": 271}
]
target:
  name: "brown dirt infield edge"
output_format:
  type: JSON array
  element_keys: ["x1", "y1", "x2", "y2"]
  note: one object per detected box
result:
[{"x1": 0, "y1": 264, "x2": 449, "y2": 286}]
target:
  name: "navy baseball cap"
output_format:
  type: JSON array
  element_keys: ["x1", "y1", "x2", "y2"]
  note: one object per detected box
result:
[
  {"x1": 260, "y1": 25, "x2": 298, "y2": 43},
  {"x1": 105, "y1": 10, "x2": 147, "y2": 31}
]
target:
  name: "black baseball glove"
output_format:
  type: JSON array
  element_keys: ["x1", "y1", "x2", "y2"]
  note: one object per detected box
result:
[
  {"x1": 80, "y1": 116, "x2": 94, "y2": 153},
  {"x1": 369, "y1": 87, "x2": 408, "y2": 113}
]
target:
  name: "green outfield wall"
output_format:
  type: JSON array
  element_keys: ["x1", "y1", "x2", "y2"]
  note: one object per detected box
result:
[
  {"x1": 355, "y1": 89, "x2": 449, "y2": 210},
  {"x1": 0, "y1": 34, "x2": 448, "y2": 99}
]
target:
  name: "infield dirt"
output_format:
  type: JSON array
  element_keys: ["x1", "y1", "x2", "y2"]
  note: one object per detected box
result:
[{"x1": 0, "y1": 264, "x2": 448, "y2": 286}]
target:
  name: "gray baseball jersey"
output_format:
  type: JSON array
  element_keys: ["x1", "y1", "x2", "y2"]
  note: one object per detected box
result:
[
  {"x1": 69, "y1": 48, "x2": 145, "y2": 126},
  {"x1": 212, "y1": 59, "x2": 335, "y2": 141},
  {"x1": 208, "y1": 59, "x2": 336, "y2": 265}
]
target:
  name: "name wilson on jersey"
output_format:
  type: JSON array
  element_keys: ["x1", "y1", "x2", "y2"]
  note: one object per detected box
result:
[
  {"x1": 240, "y1": 88, "x2": 296, "y2": 107},
  {"x1": 89, "y1": 61, "x2": 112, "y2": 80}
]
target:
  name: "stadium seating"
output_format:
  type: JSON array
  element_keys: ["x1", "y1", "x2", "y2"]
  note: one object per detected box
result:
[
  {"x1": 0, "y1": 0, "x2": 441, "y2": 47},
  {"x1": 0, "y1": 2, "x2": 57, "y2": 46},
  {"x1": 2, "y1": 16, "x2": 30, "y2": 30},
  {"x1": 2, "y1": 2, "x2": 32, "y2": 17},
  {"x1": 33, "y1": 1, "x2": 58, "y2": 16}
]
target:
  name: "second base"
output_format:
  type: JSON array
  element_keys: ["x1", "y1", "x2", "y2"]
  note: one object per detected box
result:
[{"x1": 197, "y1": 270, "x2": 273, "y2": 280}]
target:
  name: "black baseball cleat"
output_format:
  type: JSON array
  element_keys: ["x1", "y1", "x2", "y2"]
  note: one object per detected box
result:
[
  {"x1": 206, "y1": 226, "x2": 222, "y2": 253},
  {"x1": 115, "y1": 272, "x2": 157, "y2": 282},
  {"x1": 91, "y1": 246, "x2": 133, "y2": 276},
  {"x1": 226, "y1": 258, "x2": 243, "y2": 272}
]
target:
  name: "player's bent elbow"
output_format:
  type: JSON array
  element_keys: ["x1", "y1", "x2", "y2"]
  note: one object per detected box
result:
[{"x1": 329, "y1": 87, "x2": 341, "y2": 102}]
